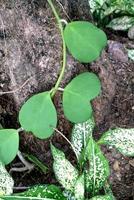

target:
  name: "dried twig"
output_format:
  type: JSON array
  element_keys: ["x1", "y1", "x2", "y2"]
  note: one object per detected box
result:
[{"x1": 0, "y1": 77, "x2": 33, "y2": 95}]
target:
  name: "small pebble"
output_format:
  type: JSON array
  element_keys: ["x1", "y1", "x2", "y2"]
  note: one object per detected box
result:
[
  {"x1": 108, "y1": 40, "x2": 128, "y2": 63},
  {"x1": 125, "y1": 164, "x2": 130, "y2": 171},
  {"x1": 113, "y1": 160, "x2": 120, "y2": 171}
]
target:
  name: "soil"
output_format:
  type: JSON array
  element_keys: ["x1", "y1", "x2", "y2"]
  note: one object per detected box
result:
[{"x1": 0, "y1": 0, "x2": 134, "y2": 200}]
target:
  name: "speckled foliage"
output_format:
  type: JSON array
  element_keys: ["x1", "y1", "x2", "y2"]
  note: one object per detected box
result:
[
  {"x1": 74, "y1": 175, "x2": 84, "y2": 200},
  {"x1": 90, "y1": 194, "x2": 115, "y2": 200},
  {"x1": 0, "y1": 162, "x2": 14, "y2": 195},
  {"x1": 17, "y1": 185, "x2": 66, "y2": 199},
  {"x1": 99, "y1": 128, "x2": 134, "y2": 156},
  {"x1": 86, "y1": 138, "x2": 110, "y2": 195},
  {"x1": 71, "y1": 118, "x2": 95, "y2": 160},
  {"x1": 51, "y1": 145, "x2": 79, "y2": 192}
]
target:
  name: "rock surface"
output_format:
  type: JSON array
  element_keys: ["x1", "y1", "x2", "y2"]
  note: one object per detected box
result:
[{"x1": 0, "y1": 0, "x2": 86, "y2": 111}]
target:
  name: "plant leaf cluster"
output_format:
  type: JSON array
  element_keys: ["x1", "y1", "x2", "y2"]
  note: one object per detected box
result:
[
  {"x1": 1, "y1": 119, "x2": 134, "y2": 199},
  {"x1": 0, "y1": 0, "x2": 134, "y2": 199},
  {"x1": 0, "y1": 1, "x2": 106, "y2": 168},
  {"x1": 88, "y1": 0, "x2": 134, "y2": 31},
  {"x1": 0, "y1": 1, "x2": 107, "y2": 197}
]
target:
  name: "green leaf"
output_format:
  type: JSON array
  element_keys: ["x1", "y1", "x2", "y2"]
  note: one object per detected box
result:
[
  {"x1": 51, "y1": 145, "x2": 79, "y2": 192},
  {"x1": 1, "y1": 196, "x2": 56, "y2": 200},
  {"x1": 74, "y1": 175, "x2": 84, "y2": 200},
  {"x1": 63, "y1": 72, "x2": 101, "y2": 123},
  {"x1": 127, "y1": 49, "x2": 134, "y2": 61},
  {"x1": 0, "y1": 129, "x2": 19, "y2": 165},
  {"x1": 89, "y1": 0, "x2": 106, "y2": 13},
  {"x1": 89, "y1": 194, "x2": 115, "y2": 200},
  {"x1": 24, "y1": 154, "x2": 48, "y2": 174},
  {"x1": 107, "y1": 16, "x2": 134, "y2": 30},
  {"x1": 15, "y1": 185, "x2": 66, "y2": 200},
  {"x1": 98, "y1": 128, "x2": 134, "y2": 157},
  {"x1": 64, "y1": 21, "x2": 107, "y2": 63},
  {"x1": 86, "y1": 138, "x2": 110, "y2": 195},
  {"x1": 19, "y1": 91, "x2": 57, "y2": 139},
  {"x1": 0, "y1": 162, "x2": 14, "y2": 195},
  {"x1": 71, "y1": 118, "x2": 95, "y2": 161},
  {"x1": 1, "y1": 197, "x2": 55, "y2": 200},
  {"x1": 63, "y1": 190, "x2": 76, "y2": 200}
]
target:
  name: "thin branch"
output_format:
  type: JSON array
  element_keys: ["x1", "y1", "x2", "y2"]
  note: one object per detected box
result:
[
  {"x1": 10, "y1": 166, "x2": 29, "y2": 173},
  {"x1": 0, "y1": 77, "x2": 33, "y2": 95},
  {"x1": 17, "y1": 151, "x2": 34, "y2": 171},
  {"x1": 58, "y1": 87, "x2": 64, "y2": 92},
  {"x1": 53, "y1": 127, "x2": 79, "y2": 160},
  {"x1": 13, "y1": 186, "x2": 30, "y2": 190},
  {"x1": 60, "y1": 19, "x2": 68, "y2": 25},
  {"x1": 55, "y1": 0, "x2": 71, "y2": 21},
  {"x1": 47, "y1": 0, "x2": 67, "y2": 98}
]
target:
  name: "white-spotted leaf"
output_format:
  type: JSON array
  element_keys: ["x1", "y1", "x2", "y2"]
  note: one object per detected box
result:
[
  {"x1": 1, "y1": 197, "x2": 55, "y2": 200},
  {"x1": 13, "y1": 185, "x2": 66, "y2": 200},
  {"x1": 89, "y1": 0, "x2": 106, "y2": 13},
  {"x1": 107, "y1": 16, "x2": 134, "y2": 30},
  {"x1": 74, "y1": 175, "x2": 84, "y2": 200},
  {"x1": 64, "y1": 21, "x2": 107, "y2": 63},
  {"x1": 86, "y1": 138, "x2": 110, "y2": 195},
  {"x1": 90, "y1": 194, "x2": 115, "y2": 200},
  {"x1": 0, "y1": 129, "x2": 19, "y2": 165},
  {"x1": 63, "y1": 190, "x2": 76, "y2": 200},
  {"x1": 0, "y1": 162, "x2": 14, "y2": 195},
  {"x1": 19, "y1": 91, "x2": 57, "y2": 139},
  {"x1": 63, "y1": 72, "x2": 101, "y2": 123},
  {"x1": 127, "y1": 49, "x2": 134, "y2": 61},
  {"x1": 98, "y1": 128, "x2": 134, "y2": 157},
  {"x1": 51, "y1": 145, "x2": 79, "y2": 192},
  {"x1": 71, "y1": 118, "x2": 95, "y2": 161}
]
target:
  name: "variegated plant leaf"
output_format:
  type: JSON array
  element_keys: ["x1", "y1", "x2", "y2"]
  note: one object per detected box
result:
[
  {"x1": 51, "y1": 145, "x2": 79, "y2": 192},
  {"x1": 127, "y1": 49, "x2": 134, "y2": 60},
  {"x1": 0, "y1": 162, "x2": 14, "y2": 195},
  {"x1": 89, "y1": 194, "x2": 115, "y2": 200},
  {"x1": 74, "y1": 175, "x2": 84, "y2": 200},
  {"x1": 111, "y1": 0, "x2": 134, "y2": 15},
  {"x1": 85, "y1": 138, "x2": 110, "y2": 195},
  {"x1": 88, "y1": 0, "x2": 106, "y2": 13},
  {"x1": 71, "y1": 118, "x2": 95, "y2": 161},
  {"x1": 63, "y1": 190, "x2": 76, "y2": 200},
  {"x1": 103, "y1": 6, "x2": 119, "y2": 17},
  {"x1": 107, "y1": 16, "x2": 134, "y2": 30},
  {"x1": 9, "y1": 185, "x2": 66, "y2": 200},
  {"x1": 98, "y1": 128, "x2": 134, "y2": 156}
]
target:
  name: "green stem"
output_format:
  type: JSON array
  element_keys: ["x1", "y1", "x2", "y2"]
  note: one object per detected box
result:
[{"x1": 47, "y1": 0, "x2": 67, "y2": 97}]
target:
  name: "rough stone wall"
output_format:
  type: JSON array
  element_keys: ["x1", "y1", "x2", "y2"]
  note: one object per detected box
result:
[{"x1": 0, "y1": 0, "x2": 88, "y2": 113}]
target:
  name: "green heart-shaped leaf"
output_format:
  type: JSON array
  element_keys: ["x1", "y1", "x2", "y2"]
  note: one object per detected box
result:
[
  {"x1": 63, "y1": 72, "x2": 101, "y2": 123},
  {"x1": 19, "y1": 92, "x2": 57, "y2": 139},
  {"x1": 64, "y1": 21, "x2": 107, "y2": 63},
  {"x1": 0, "y1": 129, "x2": 19, "y2": 165}
]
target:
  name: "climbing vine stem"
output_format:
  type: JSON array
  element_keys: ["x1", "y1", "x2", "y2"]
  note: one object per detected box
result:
[{"x1": 47, "y1": 0, "x2": 67, "y2": 97}]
